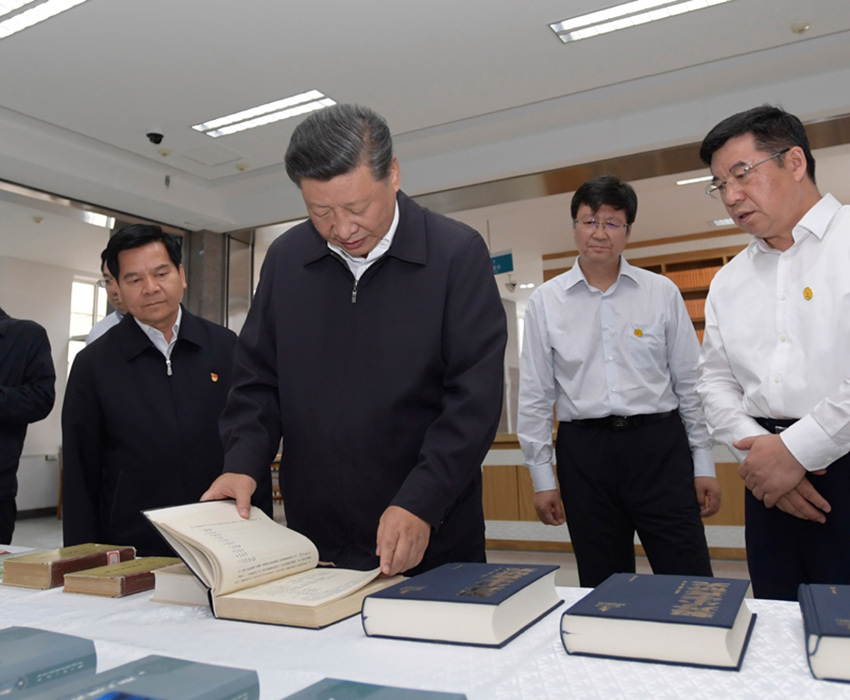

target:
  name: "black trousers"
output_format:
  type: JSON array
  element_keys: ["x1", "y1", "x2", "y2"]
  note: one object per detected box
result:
[
  {"x1": 745, "y1": 451, "x2": 850, "y2": 600},
  {"x1": 0, "y1": 498, "x2": 16, "y2": 545},
  {"x1": 556, "y1": 414, "x2": 712, "y2": 588}
]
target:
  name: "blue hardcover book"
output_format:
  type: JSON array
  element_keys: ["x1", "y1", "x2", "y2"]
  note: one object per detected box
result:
[
  {"x1": 561, "y1": 573, "x2": 756, "y2": 670},
  {"x1": 361, "y1": 562, "x2": 562, "y2": 647},
  {"x1": 0, "y1": 626, "x2": 96, "y2": 697},
  {"x1": 283, "y1": 677, "x2": 467, "y2": 699},
  {"x1": 22, "y1": 655, "x2": 258, "y2": 700},
  {"x1": 798, "y1": 583, "x2": 850, "y2": 682}
]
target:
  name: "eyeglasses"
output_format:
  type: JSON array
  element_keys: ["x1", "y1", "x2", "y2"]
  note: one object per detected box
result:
[
  {"x1": 705, "y1": 148, "x2": 790, "y2": 199},
  {"x1": 574, "y1": 218, "x2": 629, "y2": 234}
]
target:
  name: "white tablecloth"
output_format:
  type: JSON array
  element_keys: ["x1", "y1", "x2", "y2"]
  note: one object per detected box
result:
[{"x1": 1, "y1": 581, "x2": 848, "y2": 699}]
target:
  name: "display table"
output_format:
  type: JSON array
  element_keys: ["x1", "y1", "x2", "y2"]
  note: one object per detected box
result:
[{"x1": 0, "y1": 580, "x2": 846, "y2": 699}]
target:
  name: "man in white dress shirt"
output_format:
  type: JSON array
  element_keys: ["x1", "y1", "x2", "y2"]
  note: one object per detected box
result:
[
  {"x1": 518, "y1": 175, "x2": 719, "y2": 587},
  {"x1": 86, "y1": 253, "x2": 127, "y2": 345},
  {"x1": 697, "y1": 105, "x2": 850, "y2": 599}
]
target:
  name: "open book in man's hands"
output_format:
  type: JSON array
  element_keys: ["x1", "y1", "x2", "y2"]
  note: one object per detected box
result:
[{"x1": 143, "y1": 501, "x2": 403, "y2": 628}]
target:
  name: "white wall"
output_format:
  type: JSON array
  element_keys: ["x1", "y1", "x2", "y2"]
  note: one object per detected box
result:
[{"x1": 0, "y1": 255, "x2": 96, "y2": 510}]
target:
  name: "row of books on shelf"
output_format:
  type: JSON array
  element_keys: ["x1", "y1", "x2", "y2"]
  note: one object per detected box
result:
[{"x1": 3, "y1": 501, "x2": 848, "y2": 684}]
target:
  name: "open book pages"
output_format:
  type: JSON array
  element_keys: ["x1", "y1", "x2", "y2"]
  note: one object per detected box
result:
[
  {"x1": 143, "y1": 500, "x2": 398, "y2": 627},
  {"x1": 214, "y1": 571, "x2": 401, "y2": 628},
  {"x1": 219, "y1": 566, "x2": 387, "y2": 607},
  {"x1": 145, "y1": 500, "x2": 319, "y2": 596}
]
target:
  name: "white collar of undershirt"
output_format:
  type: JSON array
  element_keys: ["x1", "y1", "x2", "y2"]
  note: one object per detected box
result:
[
  {"x1": 327, "y1": 200, "x2": 399, "y2": 279},
  {"x1": 135, "y1": 304, "x2": 182, "y2": 358}
]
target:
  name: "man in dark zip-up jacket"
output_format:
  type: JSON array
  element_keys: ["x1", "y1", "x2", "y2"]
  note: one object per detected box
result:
[
  {"x1": 62, "y1": 226, "x2": 255, "y2": 555},
  {"x1": 205, "y1": 104, "x2": 507, "y2": 576},
  {"x1": 0, "y1": 307, "x2": 55, "y2": 544}
]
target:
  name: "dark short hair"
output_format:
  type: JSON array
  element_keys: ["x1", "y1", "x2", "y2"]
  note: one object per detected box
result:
[
  {"x1": 570, "y1": 175, "x2": 638, "y2": 225},
  {"x1": 284, "y1": 103, "x2": 393, "y2": 186},
  {"x1": 106, "y1": 224, "x2": 182, "y2": 279},
  {"x1": 100, "y1": 247, "x2": 110, "y2": 274},
  {"x1": 699, "y1": 105, "x2": 816, "y2": 183}
]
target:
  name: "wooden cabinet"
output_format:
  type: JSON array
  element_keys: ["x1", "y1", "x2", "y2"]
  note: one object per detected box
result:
[{"x1": 482, "y1": 439, "x2": 746, "y2": 558}]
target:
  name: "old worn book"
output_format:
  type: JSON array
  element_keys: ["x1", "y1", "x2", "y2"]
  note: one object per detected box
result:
[
  {"x1": 151, "y1": 562, "x2": 210, "y2": 606},
  {"x1": 23, "y1": 654, "x2": 258, "y2": 700},
  {"x1": 561, "y1": 573, "x2": 756, "y2": 670},
  {"x1": 143, "y1": 501, "x2": 402, "y2": 628},
  {"x1": 0, "y1": 546, "x2": 38, "y2": 579},
  {"x1": 284, "y1": 678, "x2": 467, "y2": 699},
  {"x1": 798, "y1": 583, "x2": 850, "y2": 682},
  {"x1": 361, "y1": 562, "x2": 562, "y2": 647},
  {"x1": 1, "y1": 544, "x2": 136, "y2": 590},
  {"x1": 63, "y1": 556, "x2": 180, "y2": 597},
  {"x1": 0, "y1": 626, "x2": 96, "y2": 697}
]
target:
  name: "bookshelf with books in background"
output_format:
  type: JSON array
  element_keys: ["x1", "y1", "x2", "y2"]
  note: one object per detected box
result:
[{"x1": 629, "y1": 246, "x2": 744, "y2": 344}]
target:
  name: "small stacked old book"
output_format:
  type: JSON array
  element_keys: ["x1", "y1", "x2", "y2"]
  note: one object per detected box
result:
[
  {"x1": 1, "y1": 544, "x2": 136, "y2": 589},
  {"x1": 151, "y1": 562, "x2": 210, "y2": 606},
  {"x1": 63, "y1": 556, "x2": 180, "y2": 597},
  {"x1": 560, "y1": 572, "x2": 756, "y2": 670}
]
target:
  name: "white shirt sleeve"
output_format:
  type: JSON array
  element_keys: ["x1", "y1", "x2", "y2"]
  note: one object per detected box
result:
[
  {"x1": 697, "y1": 289, "x2": 771, "y2": 463},
  {"x1": 664, "y1": 285, "x2": 716, "y2": 478},
  {"x1": 517, "y1": 292, "x2": 559, "y2": 492}
]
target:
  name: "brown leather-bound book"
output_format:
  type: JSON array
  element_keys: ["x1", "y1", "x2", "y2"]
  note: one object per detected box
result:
[
  {"x1": 1, "y1": 543, "x2": 136, "y2": 589},
  {"x1": 63, "y1": 556, "x2": 179, "y2": 597}
]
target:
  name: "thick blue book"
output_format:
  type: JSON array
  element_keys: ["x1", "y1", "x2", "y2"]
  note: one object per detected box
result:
[
  {"x1": 0, "y1": 626, "x2": 96, "y2": 697},
  {"x1": 283, "y1": 677, "x2": 467, "y2": 699},
  {"x1": 361, "y1": 562, "x2": 562, "y2": 647},
  {"x1": 798, "y1": 583, "x2": 850, "y2": 682},
  {"x1": 22, "y1": 655, "x2": 258, "y2": 700},
  {"x1": 561, "y1": 573, "x2": 756, "y2": 670}
]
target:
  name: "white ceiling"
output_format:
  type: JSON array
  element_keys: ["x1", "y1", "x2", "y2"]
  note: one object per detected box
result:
[{"x1": 2, "y1": 0, "x2": 850, "y2": 296}]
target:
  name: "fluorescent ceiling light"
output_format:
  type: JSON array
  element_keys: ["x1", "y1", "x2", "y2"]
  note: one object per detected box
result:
[
  {"x1": 710, "y1": 218, "x2": 735, "y2": 227},
  {"x1": 0, "y1": 0, "x2": 90, "y2": 39},
  {"x1": 676, "y1": 175, "x2": 713, "y2": 186},
  {"x1": 193, "y1": 91, "x2": 336, "y2": 138},
  {"x1": 550, "y1": 0, "x2": 735, "y2": 43},
  {"x1": 82, "y1": 212, "x2": 115, "y2": 229}
]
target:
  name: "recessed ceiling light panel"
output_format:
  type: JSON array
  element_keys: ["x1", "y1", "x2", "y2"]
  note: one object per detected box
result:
[
  {"x1": 192, "y1": 91, "x2": 336, "y2": 139},
  {"x1": 550, "y1": 0, "x2": 735, "y2": 43},
  {"x1": 0, "y1": 0, "x2": 90, "y2": 40}
]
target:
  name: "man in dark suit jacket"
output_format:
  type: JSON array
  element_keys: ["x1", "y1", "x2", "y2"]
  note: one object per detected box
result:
[
  {"x1": 0, "y1": 307, "x2": 55, "y2": 544},
  {"x1": 61, "y1": 225, "x2": 259, "y2": 555},
  {"x1": 203, "y1": 104, "x2": 507, "y2": 576}
]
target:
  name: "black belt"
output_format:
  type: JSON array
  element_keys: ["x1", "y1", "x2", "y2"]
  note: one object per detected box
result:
[
  {"x1": 754, "y1": 417, "x2": 798, "y2": 434},
  {"x1": 569, "y1": 410, "x2": 677, "y2": 432}
]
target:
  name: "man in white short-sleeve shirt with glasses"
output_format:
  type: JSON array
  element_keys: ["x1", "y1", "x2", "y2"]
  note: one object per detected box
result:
[
  {"x1": 697, "y1": 105, "x2": 850, "y2": 600},
  {"x1": 518, "y1": 174, "x2": 719, "y2": 588}
]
